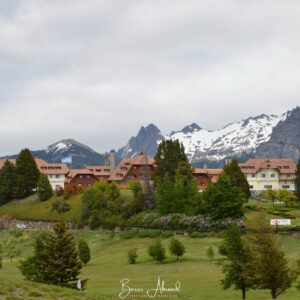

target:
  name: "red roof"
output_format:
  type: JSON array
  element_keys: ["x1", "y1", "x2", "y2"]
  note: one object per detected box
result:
[
  {"x1": 239, "y1": 158, "x2": 296, "y2": 174},
  {"x1": 85, "y1": 165, "x2": 111, "y2": 177}
]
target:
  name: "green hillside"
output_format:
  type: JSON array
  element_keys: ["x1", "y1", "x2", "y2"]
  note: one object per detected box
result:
[{"x1": 0, "y1": 230, "x2": 299, "y2": 299}]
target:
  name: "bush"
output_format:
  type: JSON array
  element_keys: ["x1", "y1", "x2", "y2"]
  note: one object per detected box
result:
[
  {"x1": 55, "y1": 188, "x2": 64, "y2": 197},
  {"x1": 206, "y1": 246, "x2": 214, "y2": 260},
  {"x1": 121, "y1": 230, "x2": 139, "y2": 239},
  {"x1": 127, "y1": 248, "x2": 138, "y2": 264},
  {"x1": 138, "y1": 230, "x2": 161, "y2": 238},
  {"x1": 9, "y1": 228, "x2": 23, "y2": 237},
  {"x1": 78, "y1": 239, "x2": 91, "y2": 265},
  {"x1": 148, "y1": 239, "x2": 166, "y2": 263},
  {"x1": 161, "y1": 231, "x2": 174, "y2": 238},
  {"x1": 52, "y1": 200, "x2": 70, "y2": 213},
  {"x1": 189, "y1": 232, "x2": 208, "y2": 238}
]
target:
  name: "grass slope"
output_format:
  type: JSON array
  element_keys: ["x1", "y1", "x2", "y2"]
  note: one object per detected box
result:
[{"x1": 0, "y1": 231, "x2": 299, "y2": 299}]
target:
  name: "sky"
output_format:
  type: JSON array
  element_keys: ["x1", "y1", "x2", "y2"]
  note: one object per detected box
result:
[{"x1": 0, "y1": 0, "x2": 300, "y2": 156}]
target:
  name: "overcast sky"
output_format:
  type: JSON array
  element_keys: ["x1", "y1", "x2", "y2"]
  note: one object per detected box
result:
[{"x1": 1, "y1": 0, "x2": 300, "y2": 156}]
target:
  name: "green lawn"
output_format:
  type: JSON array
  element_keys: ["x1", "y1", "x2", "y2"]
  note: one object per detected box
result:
[{"x1": 0, "y1": 231, "x2": 299, "y2": 299}]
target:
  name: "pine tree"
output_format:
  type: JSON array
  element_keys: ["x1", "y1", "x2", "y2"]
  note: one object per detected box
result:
[
  {"x1": 219, "y1": 223, "x2": 252, "y2": 300},
  {"x1": 0, "y1": 160, "x2": 17, "y2": 204},
  {"x1": 20, "y1": 220, "x2": 84, "y2": 288},
  {"x1": 223, "y1": 160, "x2": 250, "y2": 199},
  {"x1": 294, "y1": 159, "x2": 300, "y2": 201},
  {"x1": 78, "y1": 239, "x2": 91, "y2": 265},
  {"x1": 169, "y1": 238, "x2": 185, "y2": 262},
  {"x1": 15, "y1": 148, "x2": 40, "y2": 198},
  {"x1": 202, "y1": 173, "x2": 247, "y2": 220},
  {"x1": 245, "y1": 214, "x2": 297, "y2": 299},
  {"x1": 154, "y1": 139, "x2": 188, "y2": 185},
  {"x1": 37, "y1": 174, "x2": 53, "y2": 201}
]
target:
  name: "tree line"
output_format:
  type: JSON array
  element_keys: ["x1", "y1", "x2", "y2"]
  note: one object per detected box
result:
[{"x1": 0, "y1": 148, "x2": 53, "y2": 204}]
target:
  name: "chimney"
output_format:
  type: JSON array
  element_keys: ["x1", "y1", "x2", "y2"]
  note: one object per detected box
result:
[
  {"x1": 203, "y1": 164, "x2": 208, "y2": 173},
  {"x1": 225, "y1": 159, "x2": 232, "y2": 165},
  {"x1": 109, "y1": 150, "x2": 115, "y2": 174}
]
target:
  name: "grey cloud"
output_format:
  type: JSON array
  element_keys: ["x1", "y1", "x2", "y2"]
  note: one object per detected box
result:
[{"x1": 1, "y1": 0, "x2": 300, "y2": 156}]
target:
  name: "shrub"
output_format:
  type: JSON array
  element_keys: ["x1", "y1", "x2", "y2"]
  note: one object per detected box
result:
[
  {"x1": 138, "y1": 230, "x2": 161, "y2": 238},
  {"x1": 78, "y1": 239, "x2": 91, "y2": 265},
  {"x1": 127, "y1": 248, "x2": 138, "y2": 264},
  {"x1": 9, "y1": 228, "x2": 23, "y2": 237},
  {"x1": 121, "y1": 230, "x2": 138, "y2": 239},
  {"x1": 207, "y1": 246, "x2": 214, "y2": 260},
  {"x1": 161, "y1": 231, "x2": 174, "y2": 238},
  {"x1": 189, "y1": 232, "x2": 208, "y2": 238},
  {"x1": 148, "y1": 239, "x2": 166, "y2": 263},
  {"x1": 52, "y1": 200, "x2": 70, "y2": 213}
]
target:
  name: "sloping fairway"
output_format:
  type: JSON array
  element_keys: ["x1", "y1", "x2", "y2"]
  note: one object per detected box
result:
[{"x1": 0, "y1": 231, "x2": 299, "y2": 299}]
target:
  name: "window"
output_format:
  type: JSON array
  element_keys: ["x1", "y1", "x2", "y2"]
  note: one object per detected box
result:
[
  {"x1": 56, "y1": 175, "x2": 60, "y2": 179},
  {"x1": 264, "y1": 185, "x2": 272, "y2": 189},
  {"x1": 270, "y1": 174, "x2": 275, "y2": 178},
  {"x1": 55, "y1": 185, "x2": 61, "y2": 190},
  {"x1": 282, "y1": 185, "x2": 290, "y2": 189},
  {"x1": 79, "y1": 175, "x2": 83, "y2": 179},
  {"x1": 261, "y1": 174, "x2": 266, "y2": 178},
  {"x1": 251, "y1": 174, "x2": 255, "y2": 178},
  {"x1": 249, "y1": 185, "x2": 254, "y2": 189},
  {"x1": 87, "y1": 175, "x2": 90, "y2": 178}
]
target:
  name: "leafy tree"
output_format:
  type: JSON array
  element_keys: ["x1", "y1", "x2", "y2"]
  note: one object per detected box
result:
[
  {"x1": 154, "y1": 139, "x2": 188, "y2": 185},
  {"x1": 262, "y1": 189, "x2": 278, "y2": 207},
  {"x1": 245, "y1": 214, "x2": 297, "y2": 299},
  {"x1": 20, "y1": 220, "x2": 85, "y2": 288},
  {"x1": 37, "y1": 173, "x2": 53, "y2": 201},
  {"x1": 223, "y1": 160, "x2": 250, "y2": 199},
  {"x1": 295, "y1": 159, "x2": 300, "y2": 201},
  {"x1": 0, "y1": 160, "x2": 16, "y2": 204},
  {"x1": 169, "y1": 238, "x2": 185, "y2": 262},
  {"x1": 202, "y1": 173, "x2": 247, "y2": 220},
  {"x1": 15, "y1": 148, "x2": 40, "y2": 198},
  {"x1": 207, "y1": 246, "x2": 214, "y2": 261},
  {"x1": 148, "y1": 239, "x2": 166, "y2": 263},
  {"x1": 78, "y1": 239, "x2": 91, "y2": 265},
  {"x1": 127, "y1": 248, "x2": 138, "y2": 264},
  {"x1": 277, "y1": 189, "x2": 297, "y2": 207},
  {"x1": 219, "y1": 223, "x2": 252, "y2": 300}
]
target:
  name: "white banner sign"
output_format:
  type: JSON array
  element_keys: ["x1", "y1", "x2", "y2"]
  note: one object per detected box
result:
[{"x1": 270, "y1": 219, "x2": 291, "y2": 226}]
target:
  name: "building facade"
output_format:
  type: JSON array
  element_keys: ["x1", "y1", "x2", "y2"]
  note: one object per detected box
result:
[{"x1": 239, "y1": 158, "x2": 296, "y2": 196}]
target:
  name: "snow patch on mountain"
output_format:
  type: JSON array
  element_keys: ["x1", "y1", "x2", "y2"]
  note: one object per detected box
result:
[{"x1": 167, "y1": 113, "x2": 287, "y2": 162}]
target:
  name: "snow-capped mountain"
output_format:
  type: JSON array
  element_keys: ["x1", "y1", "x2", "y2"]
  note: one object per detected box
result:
[
  {"x1": 168, "y1": 113, "x2": 288, "y2": 163},
  {"x1": 3, "y1": 139, "x2": 105, "y2": 168},
  {"x1": 117, "y1": 108, "x2": 300, "y2": 165}
]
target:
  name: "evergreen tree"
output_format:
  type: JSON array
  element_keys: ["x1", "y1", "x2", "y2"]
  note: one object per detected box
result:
[
  {"x1": 219, "y1": 223, "x2": 252, "y2": 300},
  {"x1": 154, "y1": 139, "x2": 188, "y2": 185},
  {"x1": 148, "y1": 239, "x2": 166, "y2": 263},
  {"x1": 78, "y1": 239, "x2": 91, "y2": 265},
  {"x1": 169, "y1": 238, "x2": 185, "y2": 262},
  {"x1": 223, "y1": 160, "x2": 250, "y2": 199},
  {"x1": 37, "y1": 174, "x2": 53, "y2": 201},
  {"x1": 0, "y1": 160, "x2": 17, "y2": 204},
  {"x1": 20, "y1": 220, "x2": 84, "y2": 288},
  {"x1": 15, "y1": 148, "x2": 40, "y2": 198},
  {"x1": 202, "y1": 173, "x2": 247, "y2": 220},
  {"x1": 245, "y1": 214, "x2": 297, "y2": 299},
  {"x1": 155, "y1": 174, "x2": 175, "y2": 214},
  {"x1": 295, "y1": 159, "x2": 300, "y2": 201}
]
